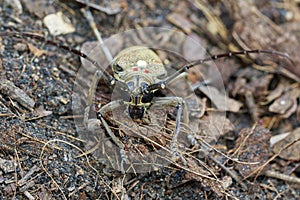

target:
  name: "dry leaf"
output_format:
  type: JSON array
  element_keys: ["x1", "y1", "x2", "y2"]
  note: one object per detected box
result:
[
  {"x1": 21, "y1": 0, "x2": 55, "y2": 18},
  {"x1": 113, "y1": 105, "x2": 167, "y2": 137},
  {"x1": 167, "y1": 12, "x2": 193, "y2": 34},
  {"x1": 27, "y1": 43, "x2": 47, "y2": 57},
  {"x1": 34, "y1": 105, "x2": 53, "y2": 118},
  {"x1": 199, "y1": 111, "x2": 234, "y2": 144},
  {"x1": 262, "y1": 81, "x2": 284, "y2": 105},
  {"x1": 182, "y1": 33, "x2": 207, "y2": 61},
  {"x1": 198, "y1": 85, "x2": 243, "y2": 112},
  {"x1": 297, "y1": 105, "x2": 300, "y2": 124},
  {"x1": 269, "y1": 87, "x2": 300, "y2": 118},
  {"x1": 272, "y1": 128, "x2": 300, "y2": 161}
]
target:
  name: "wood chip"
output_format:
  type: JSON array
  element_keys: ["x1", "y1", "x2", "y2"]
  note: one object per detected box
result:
[{"x1": 0, "y1": 80, "x2": 35, "y2": 111}]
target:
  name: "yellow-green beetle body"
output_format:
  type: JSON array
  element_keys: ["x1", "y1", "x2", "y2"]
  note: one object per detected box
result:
[
  {"x1": 112, "y1": 46, "x2": 167, "y2": 118},
  {"x1": 113, "y1": 46, "x2": 167, "y2": 84}
]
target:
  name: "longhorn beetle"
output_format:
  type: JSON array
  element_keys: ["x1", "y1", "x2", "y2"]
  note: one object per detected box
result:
[{"x1": 0, "y1": 31, "x2": 293, "y2": 172}]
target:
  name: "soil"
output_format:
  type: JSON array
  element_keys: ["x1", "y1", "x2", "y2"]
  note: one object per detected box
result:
[{"x1": 0, "y1": 0, "x2": 300, "y2": 199}]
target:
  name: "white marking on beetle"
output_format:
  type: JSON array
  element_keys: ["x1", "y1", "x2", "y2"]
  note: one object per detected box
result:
[{"x1": 137, "y1": 60, "x2": 147, "y2": 67}]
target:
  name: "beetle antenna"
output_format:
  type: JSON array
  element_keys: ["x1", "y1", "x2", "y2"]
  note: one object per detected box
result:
[
  {"x1": 0, "y1": 31, "x2": 116, "y2": 85},
  {"x1": 186, "y1": 49, "x2": 294, "y2": 69},
  {"x1": 144, "y1": 49, "x2": 294, "y2": 93}
]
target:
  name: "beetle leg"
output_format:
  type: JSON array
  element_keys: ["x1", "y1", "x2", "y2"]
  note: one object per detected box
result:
[
  {"x1": 98, "y1": 99, "x2": 129, "y2": 173},
  {"x1": 152, "y1": 97, "x2": 188, "y2": 165},
  {"x1": 84, "y1": 70, "x2": 115, "y2": 128},
  {"x1": 172, "y1": 102, "x2": 186, "y2": 164},
  {"x1": 97, "y1": 99, "x2": 125, "y2": 149},
  {"x1": 85, "y1": 97, "x2": 128, "y2": 173}
]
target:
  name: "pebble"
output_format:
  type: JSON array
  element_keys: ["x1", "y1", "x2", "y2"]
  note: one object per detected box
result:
[{"x1": 43, "y1": 12, "x2": 75, "y2": 36}]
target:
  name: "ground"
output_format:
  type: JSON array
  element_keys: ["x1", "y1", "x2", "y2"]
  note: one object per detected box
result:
[{"x1": 0, "y1": 0, "x2": 300, "y2": 199}]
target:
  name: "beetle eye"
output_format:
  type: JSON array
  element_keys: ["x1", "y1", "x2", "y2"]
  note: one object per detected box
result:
[
  {"x1": 114, "y1": 63, "x2": 123, "y2": 72},
  {"x1": 141, "y1": 93, "x2": 153, "y2": 103},
  {"x1": 127, "y1": 81, "x2": 134, "y2": 91},
  {"x1": 140, "y1": 82, "x2": 147, "y2": 90}
]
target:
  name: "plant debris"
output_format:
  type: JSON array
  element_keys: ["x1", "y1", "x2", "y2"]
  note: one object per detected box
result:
[
  {"x1": 0, "y1": 78, "x2": 35, "y2": 111},
  {"x1": 0, "y1": 0, "x2": 299, "y2": 199},
  {"x1": 233, "y1": 125, "x2": 272, "y2": 177},
  {"x1": 272, "y1": 127, "x2": 300, "y2": 161}
]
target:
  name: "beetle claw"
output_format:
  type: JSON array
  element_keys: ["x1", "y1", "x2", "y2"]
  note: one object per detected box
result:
[{"x1": 172, "y1": 149, "x2": 187, "y2": 165}]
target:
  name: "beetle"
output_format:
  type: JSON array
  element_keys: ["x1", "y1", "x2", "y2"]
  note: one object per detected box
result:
[{"x1": 0, "y1": 31, "x2": 293, "y2": 172}]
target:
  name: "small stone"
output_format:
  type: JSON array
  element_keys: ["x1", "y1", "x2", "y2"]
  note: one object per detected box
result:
[
  {"x1": 43, "y1": 12, "x2": 75, "y2": 36},
  {"x1": 13, "y1": 43, "x2": 27, "y2": 52},
  {"x1": 0, "y1": 158, "x2": 17, "y2": 173}
]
